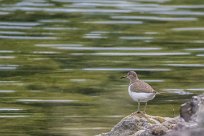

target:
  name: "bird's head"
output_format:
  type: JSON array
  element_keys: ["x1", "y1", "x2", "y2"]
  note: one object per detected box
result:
[{"x1": 121, "y1": 71, "x2": 138, "y2": 80}]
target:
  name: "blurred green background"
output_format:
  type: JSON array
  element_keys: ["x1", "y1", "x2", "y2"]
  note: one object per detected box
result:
[{"x1": 0, "y1": 0, "x2": 204, "y2": 135}]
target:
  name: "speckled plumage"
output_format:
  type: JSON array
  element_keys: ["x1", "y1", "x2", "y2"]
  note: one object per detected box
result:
[{"x1": 129, "y1": 80, "x2": 156, "y2": 93}]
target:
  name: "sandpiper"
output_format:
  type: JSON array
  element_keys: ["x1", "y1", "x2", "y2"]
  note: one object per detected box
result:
[{"x1": 121, "y1": 71, "x2": 156, "y2": 113}]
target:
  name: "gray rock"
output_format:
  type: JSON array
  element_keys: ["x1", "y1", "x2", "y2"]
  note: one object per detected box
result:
[
  {"x1": 99, "y1": 113, "x2": 151, "y2": 136},
  {"x1": 97, "y1": 112, "x2": 178, "y2": 136},
  {"x1": 180, "y1": 96, "x2": 199, "y2": 122},
  {"x1": 97, "y1": 94, "x2": 204, "y2": 136},
  {"x1": 166, "y1": 94, "x2": 204, "y2": 136}
]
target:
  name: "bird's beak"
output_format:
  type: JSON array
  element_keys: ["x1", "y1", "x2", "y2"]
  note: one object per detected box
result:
[{"x1": 120, "y1": 75, "x2": 127, "y2": 79}]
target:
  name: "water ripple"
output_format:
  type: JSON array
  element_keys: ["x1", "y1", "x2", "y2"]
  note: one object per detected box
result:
[
  {"x1": 165, "y1": 64, "x2": 204, "y2": 67},
  {"x1": 112, "y1": 16, "x2": 197, "y2": 21},
  {"x1": 0, "y1": 115, "x2": 28, "y2": 118},
  {"x1": 84, "y1": 21, "x2": 143, "y2": 24},
  {"x1": 1, "y1": 7, "x2": 131, "y2": 13},
  {"x1": 35, "y1": 43, "x2": 83, "y2": 47},
  {"x1": 162, "y1": 89, "x2": 192, "y2": 95},
  {"x1": 0, "y1": 56, "x2": 15, "y2": 59},
  {"x1": 0, "y1": 64, "x2": 18, "y2": 70},
  {"x1": 82, "y1": 68, "x2": 171, "y2": 72},
  {"x1": 75, "y1": 52, "x2": 190, "y2": 56},
  {"x1": 0, "y1": 22, "x2": 40, "y2": 26},
  {"x1": 120, "y1": 36, "x2": 154, "y2": 40},
  {"x1": 185, "y1": 48, "x2": 204, "y2": 51},
  {"x1": 17, "y1": 99, "x2": 78, "y2": 104},
  {"x1": 57, "y1": 47, "x2": 161, "y2": 51},
  {"x1": 0, "y1": 108, "x2": 22, "y2": 111},
  {"x1": 0, "y1": 35, "x2": 57, "y2": 40},
  {"x1": 172, "y1": 27, "x2": 204, "y2": 31},
  {"x1": 186, "y1": 88, "x2": 204, "y2": 91},
  {"x1": 0, "y1": 31, "x2": 25, "y2": 35},
  {"x1": 0, "y1": 90, "x2": 16, "y2": 93},
  {"x1": 16, "y1": 2, "x2": 54, "y2": 7}
]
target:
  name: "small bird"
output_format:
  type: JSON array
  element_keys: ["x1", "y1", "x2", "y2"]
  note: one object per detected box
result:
[{"x1": 121, "y1": 71, "x2": 156, "y2": 113}]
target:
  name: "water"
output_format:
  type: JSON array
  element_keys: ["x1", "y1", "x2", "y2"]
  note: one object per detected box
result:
[{"x1": 0, "y1": 0, "x2": 204, "y2": 135}]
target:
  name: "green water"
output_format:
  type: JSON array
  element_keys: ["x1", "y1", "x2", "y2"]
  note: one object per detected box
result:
[{"x1": 0, "y1": 0, "x2": 204, "y2": 135}]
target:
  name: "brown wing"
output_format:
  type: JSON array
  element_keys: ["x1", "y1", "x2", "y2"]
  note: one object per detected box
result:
[{"x1": 130, "y1": 80, "x2": 155, "y2": 93}]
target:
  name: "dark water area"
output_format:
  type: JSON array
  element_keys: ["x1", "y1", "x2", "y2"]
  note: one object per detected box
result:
[{"x1": 0, "y1": 0, "x2": 204, "y2": 135}]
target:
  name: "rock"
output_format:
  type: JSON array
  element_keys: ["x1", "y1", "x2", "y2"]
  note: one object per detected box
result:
[
  {"x1": 98, "y1": 112, "x2": 151, "y2": 136},
  {"x1": 166, "y1": 95, "x2": 204, "y2": 136},
  {"x1": 97, "y1": 112, "x2": 178, "y2": 136},
  {"x1": 97, "y1": 94, "x2": 204, "y2": 136},
  {"x1": 180, "y1": 96, "x2": 199, "y2": 122}
]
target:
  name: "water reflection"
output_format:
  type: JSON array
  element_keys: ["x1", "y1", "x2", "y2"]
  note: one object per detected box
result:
[
  {"x1": 163, "y1": 89, "x2": 192, "y2": 95},
  {"x1": 0, "y1": 11, "x2": 9, "y2": 15},
  {"x1": 42, "y1": 27, "x2": 78, "y2": 30},
  {"x1": 70, "y1": 79, "x2": 87, "y2": 82},
  {"x1": 152, "y1": 11, "x2": 204, "y2": 16},
  {"x1": 77, "y1": 52, "x2": 190, "y2": 56},
  {"x1": 0, "y1": 81, "x2": 22, "y2": 86},
  {"x1": 0, "y1": 65, "x2": 18, "y2": 70},
  {"x1": 0, "y1": 90, "x2": 16, "y2": 93},
  {"x1": 172, "y1": 27, "x2": 204, "y2": 31},
  {"x1": 0, "y1": 31, "x2": 25, "y2": 35},
  {"x1": 0, "y1": 0, "x2": 204, "y2": 135},
  {"x1": 112, "y1": 16, "x2": 197, "y2": 21},
  {"x1": 1, "y1": 7, "x2": 131, "y2": 13},
  {"x1": 0, "y1": 56, "x2": 15, "y2": 59},
  {"x1": 185, "y1": 48, "x2": 204, "y2": 51},
  {"x1": 165, "y1": 64, "x2": 204, "y2": 67},
  {"x1": 57, "y1": 47, "x2": 161, "y2": 51},
  {"x1": 0, "y1": 50, "x2": 14, "y2": 53},
  {"x1": 197, "y1": 54, "x2": 204, "y2": 57},
  {"x1": 0, "y1": 115, "x2": 28, "y2": 118},
  {"x1": 16, "y1": 1, "x2": 54, "y2": 7},
  {"x1": 36, "y1": 43, "x2": 83, "y2": 47},
  {"x1": 0, "y1": 35, "x2": 57, "y2": 40},
  {"x1": 83, "y1": 31, "x2": 108, "y2": 39},
  {"x1": 0, "y1": 26, "x2": 32, "y2": 29},
  {"x1": 82, "y1": 68, "x2": 171, "y2": 72},
  {"x1": 64, "y1": 115, "x2": 124, "y2": 118},
  {"x1": 187, "y1": 88, "x2": 204, "y2": 91},
  {"x1": 84, "y1": 21, "x2": 143, "y2": 24},
  {"x1": 120, "y1": 36, "x2": 154, "y2": 40},
  {"x1": 60, "y1": 127, "x2": 109, "y2": 130},
  {"x1": 39, "y1": 19, "x2": 69, "y2": 23},
  {"x1": 0, "y1": 22, "x2": 39, "y2": 26},
  {"x1": 33, "y1": 51, "x2": 59, "y2": 54},
  {"x1": 0, "y1": 108, "x2": 22, "y2": 111},
  {"x1": 36, "y1": 43, "x2": 161, "y2": 51},
  {"x1": 143, "y1": 79, "x2": 164, "y2": 83},
  {"x1": 17, "y1": 99, "x2": 78, "y2": 104}
]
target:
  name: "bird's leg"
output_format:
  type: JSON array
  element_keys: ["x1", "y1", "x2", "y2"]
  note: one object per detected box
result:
[
  {"x1": 144, "y1": 102, "x2": 148, "y2": 114},
  {"x1": 137, "y1": 100, "x2": 140, "y2": 113}
]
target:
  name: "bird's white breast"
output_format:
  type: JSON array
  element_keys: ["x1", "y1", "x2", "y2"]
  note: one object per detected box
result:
[{"x1": 128, "y1": 84, "x2": 155, "y2": 102}]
